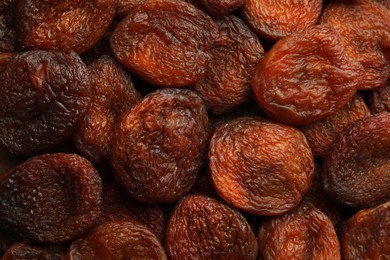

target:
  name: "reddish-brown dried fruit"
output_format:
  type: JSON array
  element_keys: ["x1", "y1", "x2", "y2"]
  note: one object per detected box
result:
[
  {"x1": 166, "y1": 194, "x2": 258, "y2": 259},
  {"x1": 242, "y1": 0, "x2": 323, "y2": 41},
  {"x1": 321, "y1": 0, "x2": 390, "y2": 90},
  {"x1": 341, "y1": 201, "x2": 390, "y2": 259},
  {"x1": 252, "y1": 25, "x2": 364, "y2": 125},
  {"x1": 192, "y1": 16, "x2": 264, "y2": 114},
  {"x1": 116, "y1": 0, "x2": 145, "y2": 18},
  {"x1": 369, "y1": 83, "x2": 390, "y2": 114},
  {"x1": 258, "y1": 202, "x2": 340, "y2": 260},
  {"x1": 0, "y1": 153, "x2": 102, "y2": 243},
  {"x1": 0, "y1": 53, "x2": 14, "y2": 72},
  {"x1": 190, "y1": 0, "x2": 244, "y2": 17},
  {"x1": 301, "y1": 93, "x2": 371, "y2": 158},
  {"x1": 112, "y1": 88, "x2": 208, "y2": 203},
  {"x1": 111, "y1": 0, "x2": 220, "y2": 87},
  {"x1": 66, "y1": 221, "x2": 167, "y2": 260},
  {"x1": 376, "y1": 0, "x2": 390, "y2": 8},
  {"x1": 74, "y1": 55, "x2": 141, "y2": 163},
  {"x1": 0, "y1": 51, "x2": 92, "y2": 156},
  {"x1": 209, "y1": 117, "x2": 314, "y2": 216},
  {"x1": 3, "y1": 243, "x2": 67, "y2": 260},
  {"x1": 97, "y1": 181, "x2": 166, "y2": 241},
  {"x1": 323, "y1": 112, "x2": 390, "y2": 208},
  {"x1": 0, "y1": 0, "x2": 17, "y2": 52},
  {"x1": 17, "y1": 0, "x2": 116, "y2": 54}
]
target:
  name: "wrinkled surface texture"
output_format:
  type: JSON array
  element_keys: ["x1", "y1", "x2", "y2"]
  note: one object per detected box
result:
[
  {"x1": 166, "y1": 195, "x2": 258, "y2": 260},
  {"x1": 0, "y1": 51, "x2": 91, "y2": 156},
  {"x1": 341, "y1": 201, "x2": 390, "y2": 259},
  {"x1": 301, "y1": 94, "x2": 371, "y2": 158},
  {"x1": 253, "y1": 25, "x2": 363, "y2": 125},
  {"x1": 17, "y1": 0, "x2": 116, "y2": 54},
  {"x1": 321, "y1": 0, "x2": 390, "y2": 90},
  {"x1": 74, "y1": 55, "x2": 141, "y2": 163},
  {"x1": 242, "y1": 0, "x2": 323, "y2": 40},
  {"x1": 209, "y1": 117, "x2": 314, "y2": 216},
  {"x1": 376, "y1": 0, "x2": 390, "y2": 8},
  {"x1": 0, "y1": 153, "x2": 102, "y2": 243},
  {"x1": 111, "y1": 0, "x2": 219, "y2": 87},
  {"x1": 191, "y1": 0, "x2": 244, "y2": 17},
  {"x1": 258, "y1": 202, "x2": 341, "y2": 260},
  {"x1": 116, "y1": 0, "x2": 145, "y2": 18},
  {"x1": 193, "y1": 16, "x2": 264, "y2": 114},
  {"x1": 0, "y1": 0, "x2": 17, "y2": 52},
  {"x1": 323, "y1": 113, "x2": 390, "y2": 208},
  {"x1": 67, "y1": 221, "x2": 167, "y2": 260},
  {"x1": 3, "y1": 243, "x2": 67, "y2": 260},
  {"x1": 112, "y1": 88, "x2": 209, "y2": 203},
  {"x1": 369, "y1": 83, "x2": 390, "y2": 114}
]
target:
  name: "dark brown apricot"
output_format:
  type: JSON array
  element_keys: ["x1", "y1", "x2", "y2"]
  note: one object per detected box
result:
[
  {"x1": 111, "y1": 0, "x2": 220, "y2": 87},
  {"x1": 73, "y1": 55, "x2": 141, "y2": 163},
  {"x1": 192, "y1": 16, "x2": 264, "y2": 114},
  {"x1": 116, "y1": 0, "x2": 145, "y2": 18},
  {"x1": 190, "y1": 0, "x2": 244, "y2": 17},
  {"x1": 369, "y1": 83, "x2": 390, "y2": 114},
  {"x1": 341, "y1": 201, "x2": 390, "y2": 259},
  {"x1": 258, "y1": 202, "x2": 340, "y2": 260},
  {"x1": 0, "y1": 51, "x2": 91, "y2": 156},
  {"x1": 112, "y1": 88, "x2": 208, "y2": 203},
  {"x1": 17, "y1": 0, "x2": 117, "y2": 54},
  {"x1": 3, "y1": 243, "x2": 68, "y2": 260},
  {"x1": 166, "y1": 194, "x2": 258, "y2": 259},
  {"x1": 242, "y1": 0, "x2": 323, "y2": 41},
  {"x1": 0, "y1": 0, "x2": 17, "y2": 52},
  {"x1": 209, "y1": 117, "x2": 314, "y2": 216},
  {"x1": 301, "y1": 93, "x2": 371, "y2": 158},
  {"x1": 66, "y1": 221, "x2": 167, "y2": 260},
  {"x1": 321, "y1": 0, "x2": 390, "y2": 90},
  {"x1": 252, "y1": 25, "x2": 364, "y2": 125},
  {"x1": 323, "y1": 113, "x2": 390, "y2": 208},
  {"x1": 0, "y1": 153, "x2": 102, "y2": 243}
]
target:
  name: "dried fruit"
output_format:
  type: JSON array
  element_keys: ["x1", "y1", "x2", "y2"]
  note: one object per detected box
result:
[
  {"x1": 242, "y1": 0, "x2": 323, "y2": 41},
  {"x1": 341, "y1": 201, "x2": 390, "y2": 259},
  {"x1": 111, "y1": 0, "x2": 220, "y2": 87},
  {"x1": 323, "y1": 112, "x2": 390, "y2": 208},
  {"x1": 0, "y1": 0, "x2": 17, "y2": 52},
  {"x1": 301, "y1": 93, "x2": 371, "y2": 158},
  {"x1": 321, "y1": 0, "x2": 390, "y2": 90},
  {"x1": 0, "y1": 153, "x2": 102, "y2": 243},
  {"x1": 74, "y1": 55, "x2": 141, "y2": 163},
  {"x1": 3, "y1": 243, "x2": 67, "y2": 260},
  {"x1": 17, "y1": 0, "x2": 116, "y2": 54},
  {"x1": 190, "y1": 0, "x2": 244, "y2": 17},
  {"x1": 66, "y1": 221, "x2": 167, "y2": 260},
  {"x1": 116, "y1": 0, "x2": 145, "y2": 18},
  {"x1": 258, "y1": 202, "x2": 340, "y2": 260},
  {"x1": 112, "y1": 88, "x2": 208, "y2": 203},
  {"x1": 0, "y1": 50, "x2": 92, "y2": 156},
  {"x1": 369, "y1": 83, "x2": 390, "y2": 114},
  {"x1": 192, "y1": 16, "x2": 264, "y2": 114},
  {"x1": 209, "y1": 117, "x2": 314, "y2": 216},
  {"x1": 166, "y1": 194, "x2": 258, "y2": 259},
  {"x1": 252, "y1": 25, "x2": 363, "y2": 125},
  {"x1": 376, "y1": 0, "x2": 390, "y2": 8}
]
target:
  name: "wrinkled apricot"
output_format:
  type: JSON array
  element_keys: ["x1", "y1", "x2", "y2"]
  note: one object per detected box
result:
[
  {"x1": 0, "y1": 0, "x2": 17, "y2": 52},
  {"x1": 258, "y1": 202, "x2": 340, "y2": 260},
  {"x1": 323, "y1": 112, "x2": 390, "y2": 208},
  {"x1": 192, "y1": 16, "x2": 264, "y2": 114},
  {"x1": 252, "y1": 25, "x2": 364, "y2": 125},
  {"x1": 116, "y1": 0, "x2": 145, "y2": 18},
  {"x1": 0, "y1": 50, "x2": 92, "y2": 156},
  {"x1": 369, "y1": 83, "x2": 390, "y2": 114},
  {"x1": 166, "y1": 194, "x2": 258, "y2": 259},
  {"x1": 190, "y1": 0, "x2": 244, "y2": 17},
  {"x1": 0, "y1": 153, "x2": 102, "y2": 243},
  {"x1": 3, "y1": 243, "x2": 67, "y2": 260},
  {"x1": 209, "y1": 117, "x2": 314, "y2": 216},
  {"x1": 17, "y1": 0, "x2": 116, "y2": 54},
  {"x1": 66, "y1": 221, "x2": 167, "y2": 260},
  {"x1": 111, "y1": 0, "x2": 220, "y2": 87},
  {"x1": 112, "y1": 88, "x2": 208, "y2": 203}
]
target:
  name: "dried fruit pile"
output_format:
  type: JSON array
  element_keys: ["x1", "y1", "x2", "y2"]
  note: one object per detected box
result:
[{"x1": 0, "y1": 0, "x2": 389, "y2": 258}]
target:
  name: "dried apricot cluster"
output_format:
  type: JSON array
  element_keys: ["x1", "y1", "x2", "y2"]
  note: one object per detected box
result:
[{"x1": 0, "y1": 0, "x2": 389, "y2": 258}]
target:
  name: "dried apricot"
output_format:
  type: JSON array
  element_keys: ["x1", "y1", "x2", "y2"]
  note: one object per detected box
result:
[
  {"x1": 66, "y1": 221, "x2": 167, "y2": 260},
  {"x1": 376, "y1": 0, "x2": 390, "y2": 8},
  {"x1": 112, "y1": 88, "x2": 208, "y2": 203},
  {"x1": 242, "y1": 0, "x2": 323, "y2": 41},
  {"x1": 341, "y1": 201, "x2": 390, "y2": 259},
  {"x1": 0, "y1": 51, "x2": 92, "y2": 156},
  {"x1": 166, "y1": 194, "x2": 258, "y2": 259},
  {"x1": 209, "y1": 117, "x2": 314, "y2": 216},
  {"x1": 0, "y1": 153, "x2": 102, "y2": 243},
  {"x1": 110, "y1": 0, "x2": 220, "y2": 87},
  {"x1": 74, "y1": 55, "x2": 141, "y2": 163},
  {"x1": 321, "y1": 0, "x2": 390, "y2": 90},
  {"x1": 323, "y1": 112, "x2": 390, "y2": 208},
  {"x1": 252, "y1": 25, "x2": 364, "y2": 125},
  {"x1": 3, "y1": 243, "x2": 67, "y2": 260},
  {"x1": 116, "y1": 0, "x2": 145, "y2": 18},
  {"x1": 258, "y1": 202, "x2": 340, "y2": 260},
  {"x1": 192, "y1": 16, "x2": 264, "y2": 114},
  {"x1": 301, "y1": 93, "x2": 370, "y2": 158},
  {"x1": 369, "y1": 83, "x2": 390, "y2": 114},
  {"x1": 190, "y1": 0, "x2": 244, "y2": 17},
  {"x1": 0, "y1": 0, "x2": 17, "y2": 52}
]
